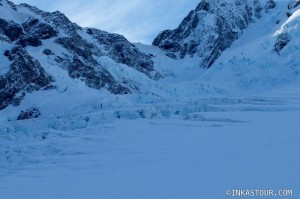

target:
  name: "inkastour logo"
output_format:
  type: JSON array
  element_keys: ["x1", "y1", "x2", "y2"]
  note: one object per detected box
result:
[{"x1": 226, "y1": 189, "x2": 293, "y2": 197}]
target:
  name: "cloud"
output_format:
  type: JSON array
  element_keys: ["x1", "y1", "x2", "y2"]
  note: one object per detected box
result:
[{"x1": 11, "y1": 0, "x2": 200, "y2": 44}]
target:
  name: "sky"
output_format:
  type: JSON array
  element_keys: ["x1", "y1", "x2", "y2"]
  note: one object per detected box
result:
[{"x1": 11, "y1": 0, "x2": 200, "y2": 44}]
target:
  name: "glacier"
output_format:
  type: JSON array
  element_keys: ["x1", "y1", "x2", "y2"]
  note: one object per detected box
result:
[{"x1": 0, "y1": 0, "x2": 300, "y2": 198}]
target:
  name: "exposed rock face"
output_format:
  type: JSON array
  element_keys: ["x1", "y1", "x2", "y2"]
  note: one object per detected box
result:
[
  {"x1": 0, "y1": 18, "x2": 23, "y2": 41},
  {"x1": 288, "y1": 0, "x2": 300, "y2": 9},
  {"x1": 86, "y1": 28, "x2": 160, "y2": 80},
  {"x1": 17, "y1": 18, "x2": 58, "y2": 47},
  {"x1": 19, "y1": 3, "x2": 159, "y2": 79},
  {"x1": 264, "y1": 0, "x2": 276, "y2": 12},
  {"x1": 42, "y1": 48, "x2": 54, "y2": 56},
  {"x1": 0, "y1": 0, "x2": 163, "y2": 110},
  {"x1": 153, "y1": 0, "x2": 276, "y2": 68},
  {"x1": 274, "y1": 33, "x2": 291, "y2": 53},
  {"x1": 274, "y1": 0, "x2": 300, "y2": 53},
  {"x1": 18, "y1": 3, "x2": 157, "y2": 92},
  {"x1": 0, "y1": 17, "x2": 58, "y2": 46},
  {"x1": 17, "y1": 107, "x2": 41, "y2": 120},
  {"x1": 54, "y1": 37, "x2": 130, "y2": 94},
  {"x1": 0, "y1": 46, "x2": 53, "y2": 110}
]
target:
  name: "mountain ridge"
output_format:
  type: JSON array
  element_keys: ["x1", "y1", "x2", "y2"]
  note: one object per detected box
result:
[
  {"x1": 153, "y1": 0, "x2": 277, "y2": 68},
  {"x1": 0, "y1": 0, "x2": 161, "y2": 110},
  {"x1": 0, "y1": 0, "x2": 300, "y2": 121}
]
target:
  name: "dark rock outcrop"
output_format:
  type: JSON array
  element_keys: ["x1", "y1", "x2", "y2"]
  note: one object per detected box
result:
[
  {"x1": 86, "y1": 28, "x2": 160, "y2": 79},
  {"x1": 55, "y1": 37, "x2": 130, "y2": 94},
  {"x1": 17, "y1": 36, "x2": 42, "y2": 47},
  {"x1": 18, "y1": 2, "x2": 160, "y2": 88},
  {"x1": 0, "y1": 16, "x2": 58, "y2": 47},
  {"x1": 274, "y1": 33, "x2": 291, "y2": 53},
  {"x1": 264, "y1": 0, "x2": 276, "y2": 12},
  {"x1": 0, "y1": 0, "x2": 161, "y2": 102},
  {"x1": 288, "y1": 0, "x2": 300, "y2": 9},
  {"x1": 14, "y1": 18, "x2": 58, "y2": 47},
  {"x1": 1, "y1": 0, "x2": 164, "y2": 111},
  {"x1": 42, "y1": 48, "x2": 54, "y2": 56},
  {"x1": 275, "y1": 0, "x2": 299, "y2": 53},
  {"x1": 17, "y1": 107, "x2": 41, "y2": 120},
  {"x1": 18, "y1": 3, "x2": 81, "y2": 36},
  {"x1": 153, "y1": 0, "x2": 276, "y2": 68},
  {"x1": 287, "y1": 0, "x2": 300, "y2": 17},
  {"x1": 0, "y1": 18, "x2": 23, "y2": 41},
  {"x1": 55, "y1": 37, "x2": 97, "y2": 64},
  {"x1": 66, "y1": 55, "x2": 130, "y2": 94},
  {"x1": 0, "y1": 46, "x2": 53, "y2": 110},
  {"x1": 22, "y1": 18, "x2": 58, "y2": 40}
]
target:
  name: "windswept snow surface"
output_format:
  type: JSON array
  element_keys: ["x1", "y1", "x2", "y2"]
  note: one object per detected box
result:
[
  {"x1": 1, "y1": 83, "x2": 300, "y2": 199},
  {"x1": 1, "y1": 0, "x2": 300, "y2": 198}
]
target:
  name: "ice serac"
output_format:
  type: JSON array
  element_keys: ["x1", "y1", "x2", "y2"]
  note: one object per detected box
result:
[{"x1": 153, "y1": 0, "x2": 276, "y2": 68}]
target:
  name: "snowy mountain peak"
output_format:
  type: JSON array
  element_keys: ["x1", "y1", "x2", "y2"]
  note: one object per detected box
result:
[
  {"x1": 153, "y1": 0, "x2": 277, "y2": 68},
  {"x1": 0, "y1": 0, "x2": 161, "y2": 110},
  {"x1": 0, "y1": 0, "x2": 300, "y2": 121},
  {"x1": 1, "y1": 0, "x2": 300, "y2": 197}
]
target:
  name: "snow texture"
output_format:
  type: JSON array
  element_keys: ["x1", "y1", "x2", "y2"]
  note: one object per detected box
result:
[{"x1": 0, "y1": 0, "x2": 300, "y2": 198}]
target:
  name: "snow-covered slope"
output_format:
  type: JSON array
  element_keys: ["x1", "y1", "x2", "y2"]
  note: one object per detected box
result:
[
  {"x1": 153, "y1": 0, "x2": 276, "y2": 68},
  {"x1": 0, "y1": 0, "x2": 299, "y2": 121},
  {"x1": 199, "y1": 0, "x2": 300, "y2": 93},
  {"x1": 0, "y1": 0, "x2": 161, "y2": 111},
  {"x1": 150, "y1": 0, "x2": 300, "y2": 93},
  {"x1": 1, "y1": 1, "x2": 300, "y2": 198},
  {"x1": 1, "y1": 107, "x2": 300, "y2": 199}
]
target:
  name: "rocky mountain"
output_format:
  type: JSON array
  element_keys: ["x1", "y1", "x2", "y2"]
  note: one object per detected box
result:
[
  {"x1": 0, "y1": 46, "x2": 53, "y2": 110},
  {"x1": 0, "y1": 0, "x2": 299, "y2": 119},
  {"x1": 0, "y1": 0, "x2": 159, "y2": 110},
  {"x1": 153, "y1": 0, "x2": 277, "y2": 68},
  {"x1": 1, "y1": 0, "x2": 300, "y2": 197},
  {"x1": 274, "y1": 0, "x2": 300, "y2": 53}
]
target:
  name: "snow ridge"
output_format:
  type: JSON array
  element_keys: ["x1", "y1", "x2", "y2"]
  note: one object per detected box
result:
[
  {"x1": 0, "y1": 0, "x2": 161, "y2": 110},
  {"x1": 0, "y1": 0, "x2": 299, "y2": 122},
  {"x1": 153, "y1": 0, "x2": 276, "y2": 68}
]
